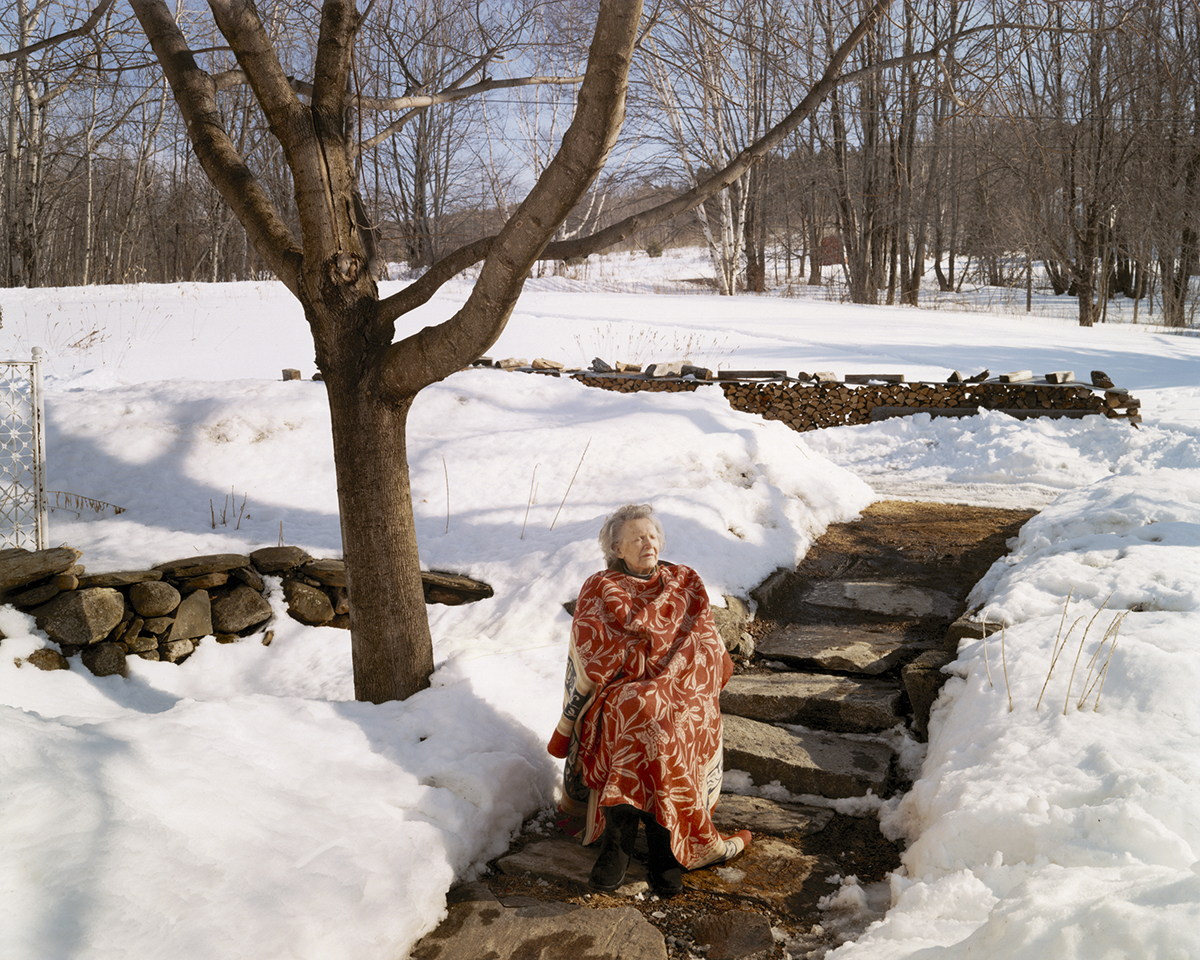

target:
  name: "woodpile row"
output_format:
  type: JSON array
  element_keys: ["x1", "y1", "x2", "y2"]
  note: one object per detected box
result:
[
  {"x1": 571, "y1": 374, "x2": 703, "y2": 394},
  {"x1": 568, "y1": 373, "x2": 1142, "y2": 434}
]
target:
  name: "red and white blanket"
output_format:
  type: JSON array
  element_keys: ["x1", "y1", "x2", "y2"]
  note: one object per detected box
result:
[{"x1": 548, "y1": 563, "x2": 736, "y2": 869}]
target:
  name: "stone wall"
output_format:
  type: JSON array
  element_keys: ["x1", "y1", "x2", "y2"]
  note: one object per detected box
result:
[{"x1": 0, "y1": 545, "x2": 491, "y2": 678}]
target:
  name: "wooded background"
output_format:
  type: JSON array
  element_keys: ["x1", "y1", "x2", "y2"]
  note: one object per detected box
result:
[{"x1": 5, "y1": 1, "x2": 1198, "y2": 327}]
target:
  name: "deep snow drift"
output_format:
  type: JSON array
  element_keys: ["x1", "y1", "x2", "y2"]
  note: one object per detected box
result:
[{"x1": 2, "y1": 253, "x2": 1199, "y2": 959}]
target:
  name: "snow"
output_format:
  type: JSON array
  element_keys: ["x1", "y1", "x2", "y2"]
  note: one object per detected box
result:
[{"x1": 2, "y1": 250, "x2": 1200, "y2": 958}]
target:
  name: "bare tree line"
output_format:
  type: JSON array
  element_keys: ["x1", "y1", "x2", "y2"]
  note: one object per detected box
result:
[{"x1": 5, "y1": 2, "x2": 1199, "y2": 326}]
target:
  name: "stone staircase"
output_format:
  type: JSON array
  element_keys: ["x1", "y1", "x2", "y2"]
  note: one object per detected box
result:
[{"x1": 415, "y1": 502, "x2": 1034, "y2": 960}]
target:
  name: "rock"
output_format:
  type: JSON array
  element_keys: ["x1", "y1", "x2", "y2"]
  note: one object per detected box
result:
[
  {"x1": 721, "y1": 673, "x2": 903, "y2": 733},
  {"x1": 943, "y1": 615, "x2": 1003, "y2": 646},
  {"x1": 81, "y1": 641, "x2": 127, "y2": 677},
  {"x1": 154, "y1": 554, "x2": 250, "y2": 580},
  {"x1": 496, "y1": 837, "x2": 649, "y2": 895},
  {"x1": 1091, "y1": 370, "x2": 1115, "y2": 388},
  {"x1": 34, "y1": 588, "x2": 125, "y2": 645},
  {"x1": 691, "y1": 909, "x2": 775, "y2": 960},
  {"x1": 167, "y1": 590, "x2": 212, "y2": 641},
  {"x1": 250, "y1": 546, "x2": 311, "y2": 575},
  {"x1": 411, "y1": 883, "x2": 666, "y2": 960},
  {"x1": 498, "y1": 357, "x2": 528, "y2": 370},
  {"x1": 7, "y1": 581, "x2": 61, "y2": 608},
  {"x1": 78, "y1": 569, "x2": 163, "y2": 588},
  {"x1": 802, "y1": 580, "x2": 960, "y2": 620},
  {"x1": 300, "y1": 558, "x2": 346, "y2": 587},
  {"x1": 946, "y1": 370, "x2": 963, "y2": 383},
  {"x1": 232, "y1": 565, "x2": 265, "y2": 592},
  {"x1": 130, "y1": 580, "x2": 182, "y2": 618},
  {"x1": 0, "y1": 546, "x2": 83, "y2": 594},
  {"x1": 124, "y1": 634, "x2": 159, "y2": 654},
  {"x1": 283, "y1": 579, "x2": 334, "y2": 624},
  {"x1": 713, "y1": 794, "x2": 834, "y2": 839},
  {"x1": 180, "y1": 572, "x2": 229, "y2": 591},
  {"x1": 755, "y1": 623, "x2": 919, "y2": 676},
  {"x1": 590, "y1": 357, "x2": 613, "y2": 373},
  {"x1": 160, "y1": 638, "x2": 195, "y2": 663},
  {"x1": 903, "y1": 648, "x2": 960, "y2": 741},
  {"x1": 749, "y1": 567, "x2": 793, "y2": 611},
  {"x1": 684, "y1": 837, "x2": 838, "y2": 915},
  {"x1": 211, "y1": 585, "x2": 273, "y2": 634},
  {"x1": 712, "y1": 596, "x2": 751, "y2": 651},
  {"x1": 722, "y1": 715, "x2": 893, "y2": 799},
  {"x1": 26, "y1": 647, "x2": 70, "y2": 671},
  {"x1": 422, "y1": 571, "x2": 494, "y2": 605},
  {"x1": 143, "y1": 616, "x2": 174, "y2": 636},
  {"x1": 54, "y1": 572, "x2": 80, "y2": 591}
]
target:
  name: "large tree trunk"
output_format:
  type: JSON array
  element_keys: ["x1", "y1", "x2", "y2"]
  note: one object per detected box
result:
[{"x1": 324, "y1": 373, "x2": 434, "y2": 703}]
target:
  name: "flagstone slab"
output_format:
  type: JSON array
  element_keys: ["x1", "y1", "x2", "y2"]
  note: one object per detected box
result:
[
  {"x1": 721, "y1": 672, "x2": 903, "y2": 733},
  {"x1": 411, "y1": 882, "x2": 666, "y2": 960},
  {"x1": 722, "y1": 715, "x2": 892, "y2": 799},
  {"x1": 755, "y1": 623, "x2": 923, "y2": 675},
  {"x1": 802, "y1": 580, "x2": 960, "y2": 619},
  {"x1": 683, "y1": 837, "x2": 839, "y2": 915},
  {"x1": 713, "y1": 794, "x2": 834, "y2": 838},
  {"x1": 496, "y1": 837, "x2": 649, "y2": 896}
]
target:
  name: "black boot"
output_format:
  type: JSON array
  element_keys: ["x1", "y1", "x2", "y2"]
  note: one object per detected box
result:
[
  {"x1": 589, "y1": 804, "x2": 641, "y2": 892},
  {"x1": 642, "y1": 815, "x2": 684, "y2": 898}
]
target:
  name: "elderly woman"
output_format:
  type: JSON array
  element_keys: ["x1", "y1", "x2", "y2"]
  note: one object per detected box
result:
[{"x1": 547, "y1": 503, "x2": 751, "y2": 896}]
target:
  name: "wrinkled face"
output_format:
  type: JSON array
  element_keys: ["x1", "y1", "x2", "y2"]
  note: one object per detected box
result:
[{"x1": 613, "y1": 517, "x2": 661, "y2": 576}]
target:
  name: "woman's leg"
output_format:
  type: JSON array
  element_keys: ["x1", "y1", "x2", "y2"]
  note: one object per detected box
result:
[
  {"x1": 589, "y1": 804, "x2": 642, "y2": 892},
  {"x1": 642, "y1": 813, "x2": 684, "y2": 897}
]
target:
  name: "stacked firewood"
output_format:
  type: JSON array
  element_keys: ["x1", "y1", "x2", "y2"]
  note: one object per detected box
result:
[
  {"x1": 559, "y1": 363, "x2": 1143, "y2": 433},
  {"x1": 570, "y1": 373, "x2": 703, "y2": 394},
  {"x1": 720, "y1": 376, "x2": 1141, "y2": 433}
]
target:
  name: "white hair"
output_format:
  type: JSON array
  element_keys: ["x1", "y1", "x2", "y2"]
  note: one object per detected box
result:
[{"x1": 598, "y1": 503, "x2": 665, "y2": 568}]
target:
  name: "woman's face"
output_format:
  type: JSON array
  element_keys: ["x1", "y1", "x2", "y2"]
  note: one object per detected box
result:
[{"x1": 613, "y1": 517, "x2": 661, "y2": 576}]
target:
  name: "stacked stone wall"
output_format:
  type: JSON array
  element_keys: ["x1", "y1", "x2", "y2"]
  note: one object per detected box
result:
[{"x1": 1, "y1": 545, "x2": 491, "y2": 678}]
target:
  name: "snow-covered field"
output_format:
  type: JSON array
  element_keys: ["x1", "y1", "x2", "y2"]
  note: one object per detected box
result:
[{"x1": 2, "y1": 249, "x2": 1199, "y2": 959}]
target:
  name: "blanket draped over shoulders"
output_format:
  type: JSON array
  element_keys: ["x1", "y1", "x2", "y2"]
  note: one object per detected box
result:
[{"x1": 551, "y1": 562, "x2": 735, "y2": 869}]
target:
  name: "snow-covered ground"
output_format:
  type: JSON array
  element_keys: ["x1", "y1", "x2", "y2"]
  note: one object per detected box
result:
[{"x1": 2, "y1": 250, "x2": 1199, "y2": 959}]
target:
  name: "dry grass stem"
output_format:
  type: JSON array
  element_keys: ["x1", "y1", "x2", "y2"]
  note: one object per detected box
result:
[
  {"x1": 981, "y1": 619, "x2": 994, "y2": 688},
  {"x1": 442, "y1": 456, "x2": 450, "y2": 535},
  {"x1": 520, "y1": 464, "x2": 540, "y2": 541},
  {"x1": 1001, "y1": 624, "x2": 1013, "y2": 712},
  {"x1": 1080, "y1": 612, "x2": 1128, "y2": 711},
  {"x1": 1063, "y1": 595, "x2": 1113, "y2": 716},
  {"x1": 1037, "y1": 592, "x2": 1080, "y2": 711},
  {"x1": 550, "y1": 438, "x2": 591, "y2": 531}
]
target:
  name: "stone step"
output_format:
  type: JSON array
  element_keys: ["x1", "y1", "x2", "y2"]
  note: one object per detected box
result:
[
  {"x1": 755, "y1": 622, "x2": 931, "y2": 675},
  {"x1": 713, "y1": 793, "x2": 834, "y2": 838},
  {"x1": 722, "y1": 714, "x2": 893, "y2": 799},
  {"x1": 721, "y1": 672, "x2": 903, "y2": 734},
  {"x1": 801, "y1": 579, "x2": 962, "y2": 619},
  {"x1": 411, "y1": 882, "x2": 667, "y2": 960}
]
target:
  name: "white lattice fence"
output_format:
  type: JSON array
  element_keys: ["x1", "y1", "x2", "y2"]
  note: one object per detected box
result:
[{"x1": 1, "y1": 349, "x2": 48, "y2": 550}]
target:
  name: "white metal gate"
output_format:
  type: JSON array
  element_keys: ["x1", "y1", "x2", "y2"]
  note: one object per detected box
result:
[{"x1": 1, "y1": 348, "x2": 48, "y2": 550}]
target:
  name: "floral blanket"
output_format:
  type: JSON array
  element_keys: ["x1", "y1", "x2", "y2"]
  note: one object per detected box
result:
[{"x1": 548, "y1": 563, "x2": 735, "y2": 869}]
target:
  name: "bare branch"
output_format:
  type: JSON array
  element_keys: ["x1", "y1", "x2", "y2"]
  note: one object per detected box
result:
[{"x1": 0, "y1": 0, "x2": 118, "y2": 62}]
